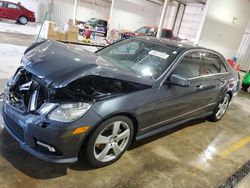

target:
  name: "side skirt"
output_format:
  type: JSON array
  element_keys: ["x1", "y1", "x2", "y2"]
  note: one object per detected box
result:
[{"x1": 135, "y1": 112, "x2": 213, "y2": 141}]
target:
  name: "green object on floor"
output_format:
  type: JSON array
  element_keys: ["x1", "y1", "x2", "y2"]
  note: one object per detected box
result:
[{"x1": 243, "y1": 71, "x2": 250, "y2": 85}]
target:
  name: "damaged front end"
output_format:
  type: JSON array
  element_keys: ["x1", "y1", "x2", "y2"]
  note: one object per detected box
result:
[
  {"x1": 1, "y1": 40, "x2": 154, "y2": 163},
  {"x1": 6, "y1": 67, "x2": 150, "y2": 119},
  {"x1": 7, "y1": 67, "x2": 48, "y2": 113}
]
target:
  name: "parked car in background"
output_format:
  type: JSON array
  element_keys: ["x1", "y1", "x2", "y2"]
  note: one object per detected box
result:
[
  {"x1": 0, "y1": 1, "x2": 35, "y2": 25},
  {"x1": 121, "y1": 26, "x2": 181, "y2": 41},
  {"x1": 2, "y1": 37, "x2": 240, "y2": 167},
  {"x1": 79, "y1": 18, "x2": 108, "y2": 37}
]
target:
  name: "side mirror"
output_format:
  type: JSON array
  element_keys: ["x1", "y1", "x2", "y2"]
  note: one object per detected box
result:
[{"x1": 168, "y1": 74, "x2": 190, "y2": 87}]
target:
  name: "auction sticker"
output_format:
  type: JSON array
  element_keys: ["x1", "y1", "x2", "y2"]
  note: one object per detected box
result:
[{"x1": 148, "y1": 50, "x2": 169, "y2": 59}]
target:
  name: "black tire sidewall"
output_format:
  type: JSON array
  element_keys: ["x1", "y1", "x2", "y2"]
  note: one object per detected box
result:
[{"x1": 84, "y1": 116, "x2": 134, "y2": 167}]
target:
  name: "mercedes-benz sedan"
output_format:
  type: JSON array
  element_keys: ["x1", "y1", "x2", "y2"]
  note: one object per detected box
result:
[{"x1": 2, "y1": 37, "x2": 240, "y2": 167}]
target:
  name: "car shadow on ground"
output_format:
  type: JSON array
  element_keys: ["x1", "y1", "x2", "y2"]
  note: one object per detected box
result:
[{"x1": 0, "y1": 117, "x2": 206, "y2": 179}]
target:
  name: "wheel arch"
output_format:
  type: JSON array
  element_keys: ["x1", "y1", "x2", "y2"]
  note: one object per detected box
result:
[
  {"x1": 78, "y1": 112, "x2": 139, "y2": 155},
  {"x1": 227, "y1": 90, "x2": 233, "y2": 102},
  {"x1": 18, "y1": 15, "x2": 29, "y2": 22}
]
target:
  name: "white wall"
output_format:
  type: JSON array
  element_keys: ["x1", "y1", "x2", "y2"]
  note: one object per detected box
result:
[
  {"x1": 8, "y1": 0, "x2": 38, "y2": 19},
  {"x1": 109, "y1": 0, "x2": 161, "y2": 31},
  {"x1": 38, "y1": 0, "x2": 111, "y2": 26},
  {"x1": 198, "y1": 0, "x2": 250, "y2": 59},
  {"x1": 109, "y1": 0, "x2": 178, "y2": 31},
  {"x1": 77, "y1": 0, "x2": 110, "y2": 22}
]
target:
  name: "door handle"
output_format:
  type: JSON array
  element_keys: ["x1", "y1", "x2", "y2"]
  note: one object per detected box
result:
[
  {"x1": 195, "y1": 84, "x2": 203, "y2": 91},
  {"x1": 220, "y1": 77, "x2": 227, "y2": 85}
]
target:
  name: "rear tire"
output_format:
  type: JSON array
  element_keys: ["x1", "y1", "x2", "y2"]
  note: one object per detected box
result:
[
  {"x1": 84, "y1": 116, "x2": 134, "y2": 167},
  {"x1": 208, "y1": 94, "x2": 230, "y2": 122},
  {"x1": 18, "y1": 16, "x2": 28, "y2": 25}
]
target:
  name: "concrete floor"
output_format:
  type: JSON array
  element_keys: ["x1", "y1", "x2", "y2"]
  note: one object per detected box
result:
[{"x1": 1, "y1": 26, "x2": 250, "y2": 188}]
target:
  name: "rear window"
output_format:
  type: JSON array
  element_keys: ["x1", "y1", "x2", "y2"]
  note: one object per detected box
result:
[
  {"x1": 135, "y1": 27, "x2": 156, "y2": 36},
  {"x1": 7, "y1": 3, "x2": 20, "y2": 9},
  {"x1": 98, "y1": 20, "x2": 107, "y2": 26},
  {"x1": 202, "y1": 52, "x2": 227, "y2": 75},
  {"x1": 161, "y1": 30, "x2": 173, "y2": 38},
  {"x1": 0, "y1": 2, "x2": 4, "y2": 7}
]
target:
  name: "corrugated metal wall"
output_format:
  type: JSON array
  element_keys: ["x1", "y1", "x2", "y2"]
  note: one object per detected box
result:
[
  {"x1": 237, "y1": 20, "x2": 250, "y2": 71},
  {"x1": 38, "y1": 0, "x2": 111, "y2": 27}
]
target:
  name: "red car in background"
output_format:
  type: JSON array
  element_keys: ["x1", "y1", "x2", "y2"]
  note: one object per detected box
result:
[
  {"x1": 121, "y1": 26, "x2": 181, "y2": 41},
  {"x1": 0, "y1": 1, "x2": 35, "y2": 25}
]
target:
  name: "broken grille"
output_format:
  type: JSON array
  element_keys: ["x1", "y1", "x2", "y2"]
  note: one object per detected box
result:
[{"x1": 7, "y1": 68, "x2": 47, "y2": 112}]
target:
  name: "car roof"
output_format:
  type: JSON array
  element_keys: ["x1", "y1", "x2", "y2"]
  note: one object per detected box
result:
[
  {"x1": 136, "y1": 36, "x2": 196, "y2": 49},
  {"x1": 141, "y1": 26, "x2": 172, "y2": 31},
  {"x1": 1, "y1": 0, "x2": 16, "y2": 3},
  {"x1": 135, "y1": 36, "x2": 225, "y2": 57}
]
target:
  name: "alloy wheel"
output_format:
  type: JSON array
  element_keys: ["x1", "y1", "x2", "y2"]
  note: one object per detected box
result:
[
  {"x1": 216, "y1": 95, "x2": 229, "y2": 119},
  {"x1": 93, "y1": 121, "x2": 130, "y2": 162},
  {"x1": 19, "y1": 17, "x2": 28, "y2": 25}
]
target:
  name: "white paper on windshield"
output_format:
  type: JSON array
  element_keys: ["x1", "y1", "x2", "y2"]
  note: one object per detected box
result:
[{"x1": 148, "y1": 50, "x2": 169, "y2": 59}]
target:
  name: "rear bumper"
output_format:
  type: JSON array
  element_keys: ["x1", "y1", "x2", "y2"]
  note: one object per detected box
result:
[{"x1": 2, "y1": 99, "x2": 102, "y2": 163}]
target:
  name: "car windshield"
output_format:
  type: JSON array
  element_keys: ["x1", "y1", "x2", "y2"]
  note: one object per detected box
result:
[
  {"x1": 87, "y1": 18, "x2": 97, "y2": 24},
  {"x1": 97, "y1": 39, "x2": 178, "y2": 79},
  {"x1": 135, "y1": 27, "x2": 156, "y2": 36}
]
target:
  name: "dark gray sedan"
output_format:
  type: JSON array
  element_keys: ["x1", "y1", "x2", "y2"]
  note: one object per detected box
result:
[{"x1": 2, "y1": 37, "x2": 240, "y2": 167}]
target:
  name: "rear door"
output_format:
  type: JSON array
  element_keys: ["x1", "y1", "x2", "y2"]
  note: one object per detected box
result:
[
  {"x1": 200, "y1": 52, "x2": 229, "y2": 106},
  {"x1": 5, "y1": 2, "x2": 21, "y2": 20}
]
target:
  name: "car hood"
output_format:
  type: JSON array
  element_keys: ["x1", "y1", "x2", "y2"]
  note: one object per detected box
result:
[{"x1": 23, "y1": 40, "x2": 153, "y2": 88}]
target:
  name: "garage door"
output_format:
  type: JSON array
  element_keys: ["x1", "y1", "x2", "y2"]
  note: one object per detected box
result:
[{"x1": 178, "y1": 3, "x2": 204, "y2": 42}]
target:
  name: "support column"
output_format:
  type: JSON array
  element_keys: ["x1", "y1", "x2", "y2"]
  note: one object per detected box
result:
[
  {"x1": 156, "y1": 0, "x2": 169, "y2": 38},
  {"x1": 73, "y1": 0, "x2": 78, "y2": 25}
]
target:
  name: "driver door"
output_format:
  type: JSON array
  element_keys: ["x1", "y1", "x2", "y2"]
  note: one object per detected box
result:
[{"x1": 150, "y1": 51, "x2": 210, "y2": 129}]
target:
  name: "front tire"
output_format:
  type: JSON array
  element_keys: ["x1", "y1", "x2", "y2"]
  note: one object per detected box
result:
[
  {"x1": 84, "y1": 116, "x2": 134, "y2": 167},
  {"x1": 208, "y1": 94, "x2": 230, "y2": 122},
  {"x1": 18, "y1": 16, "x2": 28, "y2": 25}
]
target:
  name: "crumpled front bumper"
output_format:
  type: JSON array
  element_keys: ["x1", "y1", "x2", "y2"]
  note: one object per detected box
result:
[{"x1": 2, "y1": 98, "x2": 102, "y2": 163}]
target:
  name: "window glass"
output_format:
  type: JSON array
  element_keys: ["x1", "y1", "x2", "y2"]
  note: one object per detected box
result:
[
  {"x1": 135, "y1": 27, "x2": 156, "y2": 36},
  {"x1": 202, "y1": 53, "x2": 227, "y2": 75},
  {"x1": 98, "y1": 39, "x2": 178, "y2": 79},
  {"x1": 161, "y1": 30, "x2": 173, "y2": 38},
  {"x1": 173, "y1": 52, "x2": 202, "y2": 78},
  {"x1": 0, "y1": 2, "x2": 3, "y2": 7},
  {"x1": 7, "y1": 3, "x2": 19, "y2": 9},
  {"x1": 98, "y1": 20, "x2": 107, "y2": 26},
  {"x1": 108, "y1": 41, "x2": 140, "y2": 55},
  {"x1": 220, "y1": 60, "x2": 227, "y2": 73}
]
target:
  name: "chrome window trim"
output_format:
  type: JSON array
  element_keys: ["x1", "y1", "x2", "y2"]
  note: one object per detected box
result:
[
  {"x1": 141, "y1": 102, "x2": 216, "y2": 131},
  {"x1": 160, "y1": 48, "x2": 230, "y2": 86},
  {"x1": 188, "y1": 72, "x2": 230, "y2": 81}
]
